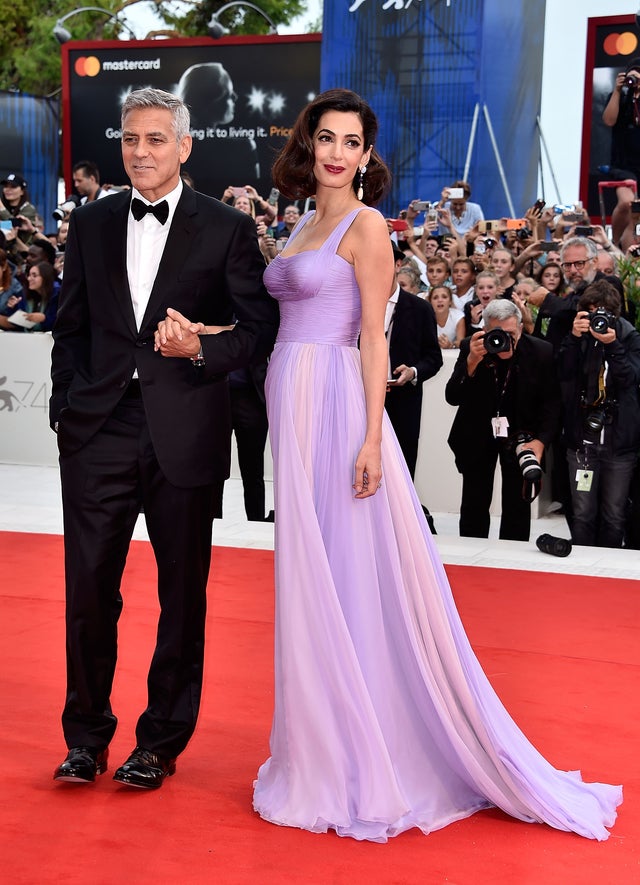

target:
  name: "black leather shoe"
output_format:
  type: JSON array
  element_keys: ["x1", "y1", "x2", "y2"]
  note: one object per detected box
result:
[
  {"x1": 53, "y1": 746, "x2": 108, "y2": 783},
  {"x1": 113, "y1": 746, "x2": 176, "y2": 790}
]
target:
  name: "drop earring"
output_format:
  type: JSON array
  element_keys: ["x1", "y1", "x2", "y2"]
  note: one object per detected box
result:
[{"x1": 357, "y1": 165, "x2": 367, "y2": 201}]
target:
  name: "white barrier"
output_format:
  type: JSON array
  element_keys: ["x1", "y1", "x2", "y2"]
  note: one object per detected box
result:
[{"x1": 0, "y1": 336, "x2": 546, "y2": 518}]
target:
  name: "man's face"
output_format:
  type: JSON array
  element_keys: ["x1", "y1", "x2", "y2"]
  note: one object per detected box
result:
[
  {"x1": 484, "y1": 315, "x2": 522, "y2": 360},
  {"x1": 561, "y1": 244, "x2": 597, "y2": 290},
  {"x1": 26, "y1": 245, "x2": 46, "y2": 267},
  {"x1": 122, "y1": 107, "x2": 192, "y2": 203},
  {"x1": 450, "y1": 198, "x2": 466, "y2": 216},
  {"x1": 596, "y1": 251, "x2": 615, "y2": 276},
  {"x1": 73, "y1": 170, "x2": 96, "y2": 196}
]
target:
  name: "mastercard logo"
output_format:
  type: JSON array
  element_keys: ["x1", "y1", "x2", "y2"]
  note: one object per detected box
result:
[
  {"x1": 603, "y1": 32, "x2": 638, "y2": 56},
  {"x1": 74, "y1": 56, "x2": 101, "y2": 77}
]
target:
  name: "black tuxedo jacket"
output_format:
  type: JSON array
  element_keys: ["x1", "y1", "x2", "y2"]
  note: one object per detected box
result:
[
  {"x1": 50, "y1": 186, "x2": 279, "y2": 487},
  {"x1": 388, "y1": 290, "x2": 442, "y2": 388},
  {"x1": 445, "y1": 333, "x2": 560, "y2": 472}
]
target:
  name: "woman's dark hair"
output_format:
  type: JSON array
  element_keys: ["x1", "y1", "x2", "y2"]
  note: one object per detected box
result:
[
  {"x1": 271, "y1": 88, "x2": 391, "y2": 205},
  {"x1": 536, "y1": 260, "x2": 564, "y2": 295},
  {"x1": 578, "y1": 279, "x2": 622, "y2": 317},
  {"x1": 29, "y1": 261, "x2": 56, "y2": 309},
  {"x1": 1, "y1": 184, "x2": 30, "y2": 215}
]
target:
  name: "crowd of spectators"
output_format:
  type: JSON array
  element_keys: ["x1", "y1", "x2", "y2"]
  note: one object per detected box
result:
[{"x1": 2, "y1": 146, "x2": 640, "y2": 551}]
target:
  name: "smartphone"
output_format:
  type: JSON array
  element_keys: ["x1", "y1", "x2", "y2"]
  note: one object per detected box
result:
[
  {"x1": 505, "y1": 218, "x2": 527, "y2": 230},
  {"x1": 11, "y1": 218, "x2": 22, "y2": 227},
  {"x1": 0, "y1": 220, "x2": 12, "y2": 231},
  {"x1": 575, "y1": 225, "x2": 593, "y2": 237},
  {"x1": 412, "y1": 200, "x2": 430, "y2": 211},
  {"x1": 232, "y1": 186, "x2": 248, "y2": 198},
  {"x1": 447, "y1": 187, "x2": 464, "y2": 199},
  {"x1": 268, "y1": 187, "x2": 280, "y2": 206},
  {"x1": 563, "y1": 211, "x2": 583, "y2": 222},
  {"x1": 631, "y1": 200, "x2": 640, "y2": 213},
  {"x1": 386, "y1": 378, "x2": 400, "y2": 385},
  {"x1": 538, "y1": 241, "x2": 560, "y2": 252},
  {"x1": 390, "y1": 219, "x2": 409, "y2": 232},
  {"x1": 533, "y1": 198, "x2": 546, "y2": 213}
]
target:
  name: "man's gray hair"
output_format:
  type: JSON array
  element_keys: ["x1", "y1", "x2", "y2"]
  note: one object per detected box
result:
[
  {"x1": 560, "y1": 236, "x2": 598, "y2": 261},
  {"x1": 483, "y1": 298, "x2": 522, "y2": 326},
  {"x1": 121, "y1": 88, "x2": 190, "y2": 142}
]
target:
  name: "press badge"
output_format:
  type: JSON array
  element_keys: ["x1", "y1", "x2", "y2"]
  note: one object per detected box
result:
[
  {"x1": 491, "y1": 416, "x2": 509, "y2": 438},
  {"x1": 576, "y1": 470, "x2": 594, "y2": 492}
]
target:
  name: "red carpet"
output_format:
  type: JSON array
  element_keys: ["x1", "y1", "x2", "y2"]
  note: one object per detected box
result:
[{"x1": 0, "y1": 531, "x2": 638, "y2": 884}]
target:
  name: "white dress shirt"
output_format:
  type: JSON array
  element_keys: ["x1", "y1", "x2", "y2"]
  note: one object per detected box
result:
[{"x1": 127, "y1": 180, "x2": 183, "y2": 331}]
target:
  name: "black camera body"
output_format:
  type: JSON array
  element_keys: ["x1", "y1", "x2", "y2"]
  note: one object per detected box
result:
[
  {"x1": 624, "y1": 72, "x2": 640, "y2": 89},
  {"x1": 483, "y1": 327, "x2": 513, "y2": 355},
  {"x1": 588, "y1": 308, "x2": 615, "y2": 334}
]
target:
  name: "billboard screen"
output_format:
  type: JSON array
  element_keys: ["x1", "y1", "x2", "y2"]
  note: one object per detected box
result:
[{"x1": 61, "y1": 35, "x2": 320, "y2": 204}]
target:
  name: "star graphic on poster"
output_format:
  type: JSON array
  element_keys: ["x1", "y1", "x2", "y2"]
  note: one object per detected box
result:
[
  {"x1": 247, "y1": 86, "x2": 267, "y2": 113},
  {"x1": 268, "y1": 92, "x2": 286, "y2": 114}
]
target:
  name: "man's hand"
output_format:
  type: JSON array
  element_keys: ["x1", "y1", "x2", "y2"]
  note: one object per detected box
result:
[
  {"x1": 527, "y1": 438, "x2": 545, "y2": 463},
  {"x1": 466, "y1": 330, "x2": 487, "y2": 375},
  {"x1": 391, "y1": 364, "x2": 416, "y2": 386},
  {"x1": 155, "y1": 307, "x2": 204, "y2": 357}
]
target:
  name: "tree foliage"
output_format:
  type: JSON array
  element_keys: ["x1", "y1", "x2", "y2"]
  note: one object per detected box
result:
[{"x1": 0, "y1": 0, "x2": 309, "y2": 97}]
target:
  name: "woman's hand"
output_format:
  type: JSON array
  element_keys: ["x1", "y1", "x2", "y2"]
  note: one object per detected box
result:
[
  {"x1": 353, "y1": 440, "x2": 382, "y2": 498},
  {"x1": 6, "y1": 294, "x2": 21, "y2": 310},
  {"x1": 25, "y1": 311, "x2": 45, "y2": 323}
]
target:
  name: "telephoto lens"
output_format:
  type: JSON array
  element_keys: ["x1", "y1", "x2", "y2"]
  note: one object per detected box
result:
[{"x1": 536, "y1": 533, "x2": 572, "y2": 557}]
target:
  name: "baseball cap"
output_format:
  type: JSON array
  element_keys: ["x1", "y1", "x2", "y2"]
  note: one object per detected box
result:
[{"x1": 2, "y1": 173, "x2": 27, "y2": 188}]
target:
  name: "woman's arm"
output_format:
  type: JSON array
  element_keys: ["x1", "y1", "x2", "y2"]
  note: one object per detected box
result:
[
  {"x1": 603, "y1": 74, "x2": 625, "y2": 127},
  {"x1": 348, "y1": 210, "x2": 395, "y2": 498}
]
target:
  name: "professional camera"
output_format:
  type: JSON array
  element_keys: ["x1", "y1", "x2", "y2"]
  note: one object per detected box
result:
[
  {"x1": 514, "y1": 432, "x2": 543, "y2": 484},
  {"x1": 516, "y1": 226, "x2": 533, "y2": 241},
  {"x1": 588, "y1": 308, "x2": 615, "y2": 334},
  {"x1": 624, "y1": 72, "x2": 640, "y2": 89},
  {"x1": 483, "y1": 327, "x2": 513, "y2": 355},
  {"x1": 52, "y1": 195, "x2": 81, "y2": 221}
]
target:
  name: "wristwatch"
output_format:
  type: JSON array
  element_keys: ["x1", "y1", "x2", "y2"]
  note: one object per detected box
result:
[{"x1": 190, "y1": 344, "x2": 205, "y2": 367}]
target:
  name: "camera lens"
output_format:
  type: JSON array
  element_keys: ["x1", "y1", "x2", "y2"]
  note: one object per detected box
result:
[
  {"x1": 484, "y1": 328, "x2": 512, "y2": 354},
  {"x1": 536, "y1": 534, "x2": 572, "y2": 557}
]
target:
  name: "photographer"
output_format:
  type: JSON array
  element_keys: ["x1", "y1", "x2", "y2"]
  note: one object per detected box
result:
[
  {"x1": 446, "y1": 299, "x2": 561, "y2": 541},
  {"x1": 602, "y1": 59, "x2": 640, "y2": 249},
  {"x1": 557, "y1": 279, "x2": 640, "y2": 548}
]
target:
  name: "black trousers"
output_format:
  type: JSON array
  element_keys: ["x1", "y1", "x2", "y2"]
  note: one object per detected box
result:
[
  {"x1": 384, "y1": 388, "x2": 422, "y2": 479},
  {"x1": 230, "y1": 383, "x2": 268, "y2": 520},
  {"x1": 59, "y1": 388, "x2": 217, "y2": 758},
  {"x1": 459, "y1": 447, "x2": 531, "y2": 541}
]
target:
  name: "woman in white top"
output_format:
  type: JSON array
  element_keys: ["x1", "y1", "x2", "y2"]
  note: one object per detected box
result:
[{"x1": 428, "y1": 284, "x2": 464, "y2": 349}]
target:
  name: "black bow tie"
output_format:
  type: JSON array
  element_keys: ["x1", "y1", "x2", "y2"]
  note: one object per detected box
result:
[{"x1": 131, "y1": 197, "x2": 169, "y2": 225}]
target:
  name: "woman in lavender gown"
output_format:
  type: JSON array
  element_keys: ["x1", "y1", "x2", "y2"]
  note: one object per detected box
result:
[{"x1": 249, "y1": 89, "x2": 621, "y2": 842}]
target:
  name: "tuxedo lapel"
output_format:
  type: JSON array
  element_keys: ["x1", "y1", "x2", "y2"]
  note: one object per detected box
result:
[
  {"x1": 139, "y1": 186, "x2": 199, "y2": 334},
  {"x1": 103, "y1": 191, "x2": 137, "y2": 337}
]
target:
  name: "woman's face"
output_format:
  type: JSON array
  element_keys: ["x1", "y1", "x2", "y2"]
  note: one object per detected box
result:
[
  {"x1": 452, "y1": 263, "x2": 473, "y2": 291},
  {"x1": 476, "y1": 278, "x2": 498, "y2": 304},
  {"x1": 490, "y1": 250, "x2": 514, "y2": 280},
  {"x1": 312, "y1": 110, "x2": 370, "y2": 193},
  {"x1": 3, "y1": 183, "x2": 23, "y2": 206},
  {"x1": 27, "y1": 266, "x2": 43, "y2": 290},
  {"x1": 430, "y1": 287, "x2": 452, "y2": 312},
  {"x1": 234, "y1": 196, "x2": 252, "y2": 215},
  {"x1": 541, "y1": 265, "x2": 561, "y2": 290}
]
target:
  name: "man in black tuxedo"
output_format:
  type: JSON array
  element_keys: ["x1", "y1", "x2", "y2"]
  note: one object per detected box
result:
[
  {"x1": 384, "y1": 283, "x2": 442, "y2": 498},
  {"x1": 50, "y1": 88, "x2": 279, "y2": 789},
  {"x1": 446, "y1": 299, "x2": 561, "y2": 541}
]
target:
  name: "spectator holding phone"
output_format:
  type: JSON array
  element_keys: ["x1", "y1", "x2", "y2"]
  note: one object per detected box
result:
[{"x1": 436, "y1": 180, "x2": 484, "y2": 236}]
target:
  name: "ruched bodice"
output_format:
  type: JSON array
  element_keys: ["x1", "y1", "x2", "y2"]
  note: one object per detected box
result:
[{"x1": 264, "y1": 208, "x2": 373, "y2": 347}]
